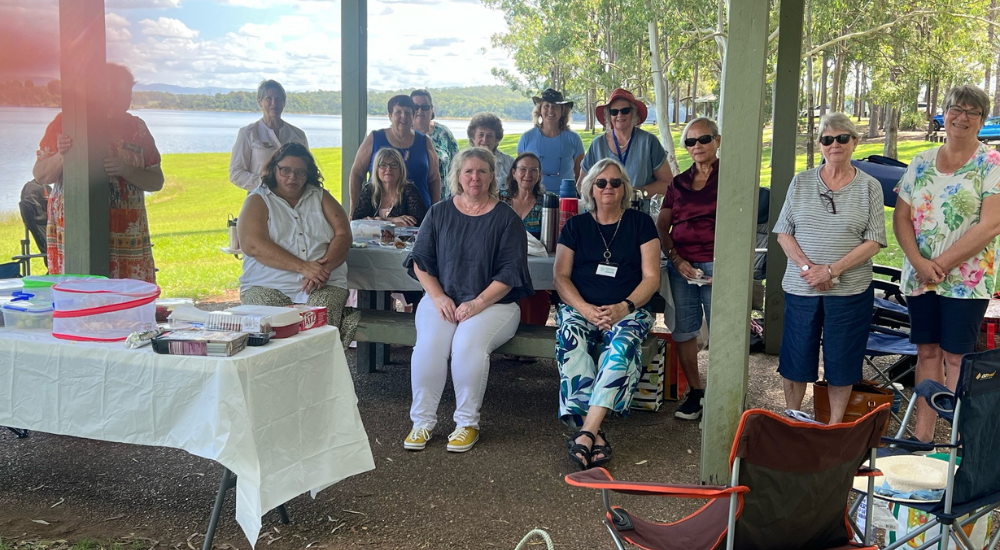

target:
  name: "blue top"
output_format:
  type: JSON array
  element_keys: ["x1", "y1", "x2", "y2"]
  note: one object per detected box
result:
[
  {"x1": 517, "y1": 127, "x2": 585, "y2": 193},
  {"x1": 369, "y1": 129, "x2": 432, "y2": 207},
  {"x1": 581, "y1": 128, "x2": 666, "y2": 189}
]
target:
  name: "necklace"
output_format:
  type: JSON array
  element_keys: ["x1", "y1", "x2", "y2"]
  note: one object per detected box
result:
[
  {"x1": 593, "y1": 210, "x2": 624, "y2": 262},
  {"x1": 461, "y1": 195, "x2": 490, "y2": 216}
]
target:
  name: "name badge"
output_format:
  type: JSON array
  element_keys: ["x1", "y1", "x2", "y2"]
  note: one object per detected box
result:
[{"x1": 596, "y1": 263, "x2": 618, "y2": 277}]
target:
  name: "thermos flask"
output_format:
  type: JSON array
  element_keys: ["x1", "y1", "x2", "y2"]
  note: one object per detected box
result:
[
  {"x1": 540, "y1": 193, "x2": 559, "y2": 252},
  {"x1": 228, "y1": 214, "x2": 240, "y2": 251},
  {"x1": 558, "y1": 179, "x2": 578, "y2": 235}
]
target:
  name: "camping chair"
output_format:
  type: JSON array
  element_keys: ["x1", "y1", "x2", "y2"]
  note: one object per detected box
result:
[
  {"x1": 855, "y1": 348, "x2": 1000, "y2": 549},
  {"x1": 565, "y1": 405, "x2": 890, "y2": 550}
]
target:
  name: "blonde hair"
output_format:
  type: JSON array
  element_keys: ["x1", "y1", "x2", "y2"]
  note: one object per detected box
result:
[
  {"x1": 448, "y1": 147, "x2": 499, "y2": 198},
  {"x1": 532, "y1": 102, "x2": 571, "y2": 131},
  {"x1": 579, "y1": 158, "x2": 633, "y2": 213},
  {"x1": 369, "y1": 148, "x2": 409, "y2": 210}
]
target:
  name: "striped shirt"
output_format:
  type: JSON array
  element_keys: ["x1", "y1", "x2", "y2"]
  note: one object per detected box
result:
[{"x1": 773, "y1": 166, "x2": 887, "y2": 297}]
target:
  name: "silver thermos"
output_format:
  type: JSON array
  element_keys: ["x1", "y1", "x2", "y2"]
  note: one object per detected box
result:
[{"x1": 541, "y1": 193, "x2": 559, "y2": 252}]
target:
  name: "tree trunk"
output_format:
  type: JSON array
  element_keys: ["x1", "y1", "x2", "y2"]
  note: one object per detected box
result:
[
  {"x1": 853, "y1": 62, "x2": 861, "y2": 119},
  {"x1": 883, "y1": 104, "x2": 899, "y2": 159},
  {"x1": 868, "y1": 104, "x2": 880, "y2": 138},
  {"x1": 831, "y1": 49, "x2": 843, "y2": 114},
  {"x1": 692, "y1": 62, "x2": 699, "y2": 119},
  {"x1": 647, "y1": 11, "x2": 680, "y2": 176},
  {"x1": 805, "y1": 0, "x2": 815, "y2": 168},
  {"x1": 931, "y1": 78, "x2": 940, "y2": 117},
  {"x1": 995, "y1": 49, "x2": 1000, "y2": 115},
  {"x1": 586, "y1": 88, "x2": 595, "y2": 132},
  {"x1": 987, "y1": 0, "x2": 996, "y2": 97},
  {"x1": 820, "y1": 53, "x2": 828, "y2": 117},
  {"x1": 673, "y1": 79, "x2": 680, "y2": 123}
]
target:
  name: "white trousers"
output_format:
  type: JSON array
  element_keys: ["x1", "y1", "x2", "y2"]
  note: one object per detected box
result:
[{"x1": 410, "y1": 295, "x2": 520, "y2": 430}]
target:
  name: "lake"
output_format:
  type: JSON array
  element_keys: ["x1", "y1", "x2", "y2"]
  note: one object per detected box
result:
[{"x1": 0, "y1": 106, "x2": 537, "y2": 212}]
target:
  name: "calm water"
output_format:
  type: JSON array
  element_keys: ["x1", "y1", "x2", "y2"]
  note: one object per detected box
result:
[{"x1": 0, "y1": 106, "x2": 536, "y2": 212}]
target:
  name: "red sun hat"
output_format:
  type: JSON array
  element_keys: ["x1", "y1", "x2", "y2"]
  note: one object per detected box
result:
[{"x1": 596, "y1": 88, "x2": 648, "y2": 126}]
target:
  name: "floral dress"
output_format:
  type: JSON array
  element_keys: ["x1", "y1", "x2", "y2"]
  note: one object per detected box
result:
[
  {"x1": 38, "y1": 113, "x2": 160, "y2": 283},
  {"x1": 895, "y1": 144, "x2": 1000, "y2": 299},
  {"x1": 430, "y1": 123, "x2": 458, "y2": 199}
]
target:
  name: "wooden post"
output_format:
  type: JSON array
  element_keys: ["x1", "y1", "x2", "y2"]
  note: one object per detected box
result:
[
  {"x1": 763, "y1": 0, "x2": 805, "y2": 354},
  {"x1": 341, "y1": 0, "x2": 367, "y2": 208},
  {"x1": 59, "y1": 0, "x2": 109, "y2": 276},
  {"x1": 701, "y1": 0, "x2": 770, "y2": 484}
]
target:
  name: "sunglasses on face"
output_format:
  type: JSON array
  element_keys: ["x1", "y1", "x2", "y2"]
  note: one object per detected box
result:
[
  {"x1": 684, "y1": 134, "x2": 714, "y2": 147},
  {"x1": 609, "y1": 107, "x2": 632, "y2": 116},
  {"x1": 819, "y1": 133, "x2": 852, "y2": 146},
  {"x1": 595, "y1": 178, "x2": 623, "y2": 189},
  {"x1": 413, "y1": 104, "x2": 432, "y2": 111},
  {"x1": 277, "y1": 166, "x2": 308, "y2": 179}
]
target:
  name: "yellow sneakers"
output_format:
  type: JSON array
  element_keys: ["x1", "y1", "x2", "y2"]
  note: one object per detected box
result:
[
  {"x1": 403, "y1": 426, "x2": 432, "y2": 451},
  {"x1": 447, "y1": 427, "x2": 479, "y2": 452}
]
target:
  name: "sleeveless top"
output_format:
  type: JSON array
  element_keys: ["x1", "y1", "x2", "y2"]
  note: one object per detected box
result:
[
  {"x1": 239, "y1": 185, "x2": 348, "y2": 303},
  {"x1": 369, "y1": 129, "x2": 432, "y2": 207}
]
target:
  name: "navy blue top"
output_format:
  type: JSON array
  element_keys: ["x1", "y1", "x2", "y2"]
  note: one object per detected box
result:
[{"x1": 369, "y1": 129, "x2": 432, "y2": 207}]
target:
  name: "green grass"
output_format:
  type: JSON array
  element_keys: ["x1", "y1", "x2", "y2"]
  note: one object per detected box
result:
[{"x1": 0, "y1": 127, "x2": 931, "y2": 299}]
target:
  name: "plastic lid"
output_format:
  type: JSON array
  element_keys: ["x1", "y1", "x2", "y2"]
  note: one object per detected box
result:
[
  {"x1": 23, "y1": 274, "x2": 107, "y2": 289},
  {"x1": 560, "y1": 178, "x2": 577, "y2": 198},
  {"x1": 2, "y1": 300, "x2": 54, "y2": 313},
  {"x1": 0, "y1": 279, "x2": 24, "y2": 295},
  {"x1": 156, "y1": 297, "x2": 195, "y2": 307}
]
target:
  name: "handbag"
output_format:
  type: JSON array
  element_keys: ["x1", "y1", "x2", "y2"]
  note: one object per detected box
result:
[{"x1": 814, "y1": 379, "x2": 893, "y2": 434}]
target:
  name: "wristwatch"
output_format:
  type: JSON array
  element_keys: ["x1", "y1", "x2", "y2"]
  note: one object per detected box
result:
[
  {"x1": 638, "y1": 188, "x2": 649, "y2": 199},
  {"x1": 624, "y1": 299, "x2": 636, "y2": 313}
]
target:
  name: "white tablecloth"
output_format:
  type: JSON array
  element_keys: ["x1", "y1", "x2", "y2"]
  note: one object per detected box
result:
[{"x1": 0, "y1": 326, "x2": 374, "y2": 547}]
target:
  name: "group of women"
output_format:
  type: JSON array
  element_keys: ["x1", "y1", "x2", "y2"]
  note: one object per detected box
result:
[{"x1": 32, "y1": 68, "x2": 1000, "y2": 468}]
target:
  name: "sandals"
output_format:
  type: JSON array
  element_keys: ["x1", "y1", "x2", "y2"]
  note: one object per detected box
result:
[
  {"x1": 589, "y1": 430, "x2": 613, "y2": 469},
  {"x1": 566, "y1": 430, "x2": 613, "y2": 470},
  {"x1": 567, "y1": 430, "x2": 596, "y2": 470}
]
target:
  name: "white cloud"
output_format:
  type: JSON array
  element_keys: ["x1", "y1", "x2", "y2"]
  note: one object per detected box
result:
[
  {"x1": 139, "y1": 17, "x2": 199, "y2": 39},
  {"x1": 105, "y1": 12, "x2": 133, "y2": 43},
  {"x1": 107, "y1": 0, "x2": 182, "y2": 8}
]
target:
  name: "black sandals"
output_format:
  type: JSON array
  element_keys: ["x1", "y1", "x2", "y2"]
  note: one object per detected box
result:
[
  {"x1": 567, "y1": 430, "x2": 596, "y2": 470},
  {"x1": 589, "y1": 430, "x2": 613, "y2": 469}
]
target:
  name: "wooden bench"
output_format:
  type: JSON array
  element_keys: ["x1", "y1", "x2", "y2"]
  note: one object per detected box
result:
[{"x1": 353, "y1": 309, "x2": 659, "y2": 373}]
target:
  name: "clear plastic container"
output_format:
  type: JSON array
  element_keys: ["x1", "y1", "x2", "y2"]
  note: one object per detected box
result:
[
  {"x1": 51, "y1": 279, "x2": 160, "y2": 341},
  {"x1": 155, "y1": 297, "x2": 195, "y2": 323},
  {"x1": 350, "y1": 219, "x2": 385, "y2": 241},
  {"x1": 0, "y1": 279, "x2": 24, "y2": 297},
  {"x1": 23, "y1": 274, "x2": 107, "y2": 304},
  {"x1": 2, "y1": 300, "x2": 54, "y2": 330}
]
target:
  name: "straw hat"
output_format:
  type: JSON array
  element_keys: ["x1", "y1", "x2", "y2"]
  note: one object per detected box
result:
[
  {"x1": 881, "y1": 455, "x2": 949, "y2": 492},
  {"x1": 596, "y1": 88, "x2": 648, "y2": 126}
]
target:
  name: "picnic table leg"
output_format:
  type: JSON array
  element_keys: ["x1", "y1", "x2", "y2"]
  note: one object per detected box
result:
[
  {"x1": 202, "y1": 467, "x2": 236, "y2": 550},
  {"x1": 357, "y1": 290, "x2": 392, "y2": 373},
  {"x1": 5, "y1": 427, "x2": 29, "y2": 438}
]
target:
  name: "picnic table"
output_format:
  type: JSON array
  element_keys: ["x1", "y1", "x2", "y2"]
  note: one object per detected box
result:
[{"x1": 0, "y1": 326, "x2": 374, "y2": 548}]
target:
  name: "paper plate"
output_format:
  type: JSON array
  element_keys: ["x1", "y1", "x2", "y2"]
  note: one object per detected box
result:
[{"x1": 851, "y1": 454, "x2": 956, "y2": 504}]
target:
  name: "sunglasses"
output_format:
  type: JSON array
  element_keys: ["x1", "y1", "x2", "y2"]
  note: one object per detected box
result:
[
  {"x1": 595, "y1": 178, "x2": 623, "y2": 189},
  {"x1": 413, "y1": 104, "x2": 432, "y2": 111},
  {"x1": 819, "y1": 190, "x2": 837, "y2": 214},
  {"x1": 609, "y1": 107, "x2": 632, "y2": 116},
  {"x1": 819, "y1": 133, "x2": 852, "y2": 146},
  {"x1": 684, "y1": 134, "x2": 714, "y2": 147}
]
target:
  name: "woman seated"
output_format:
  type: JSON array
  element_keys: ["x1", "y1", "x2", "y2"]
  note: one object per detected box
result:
[
  {"x1": 500, "y1": 152, "x2": 553, "y2": 239},
  {"x1": 237, "y1": 142, "x2": 359, "y2": 346},
  {"x1": 553, "y1": 158, "x2": 661, "y2": 470},
  {"x1": 403, "y1": 148, "x2": 533, "y2": 453},
  {"x1": 351, "y1": 148, "x2": 428, "y2": 227}
]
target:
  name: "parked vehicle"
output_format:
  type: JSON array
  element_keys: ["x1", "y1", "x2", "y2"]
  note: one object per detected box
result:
[
  {"x1": 979, "y1": 116, "x2": 1000, "y2": 142},
  {"x1": 931, "y1": 113, "x2": 943, "y2": 132}
]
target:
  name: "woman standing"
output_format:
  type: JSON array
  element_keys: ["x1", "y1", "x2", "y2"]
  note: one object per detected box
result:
[
  {"x1": 517, "y1": 88, "x2": 584, "y2": 193},
  {"x1": 773, "y1": 113, "x2": 887, "y2": 424},
  {"x1": 893, "y1": 85, "x2": 1000, "y2": 449},
  {"x1": 229, "y1": 80, "x2": 309, "y2": 191},
  {"x1": 579, "y1": 88, "x2": 672, "y2": 213},
  {"x1": 554, "y1": 159, "x2": 660, "y2": 469},
  {"x1": 411, "y1": 89, "x2": 458, "y2": 200},
  {"x1": 32, "y1": 63, "x2": 162, "y2": 282},
  {"x1": 351, "y1": 148, "x2": 427, "y2": 227},
  {"x1": 403, "y1": 148, "x2": 533, "y2": 453},
  {"x1": 655, "y1": 117, "x2": 721, "y2": 422},
  {"x1": 348, "y1": 95, "x2": 441, "y2": 213}
]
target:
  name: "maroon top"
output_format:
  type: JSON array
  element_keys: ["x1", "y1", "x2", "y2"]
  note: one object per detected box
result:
[{"x1": 662, "y1": 159, "x2": 719, "y2": 263}]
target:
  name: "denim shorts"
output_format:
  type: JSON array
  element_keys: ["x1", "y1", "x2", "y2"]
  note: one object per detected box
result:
[
  {"x1": 667, "y1": 261, "x2": 712, "y2": 343},
  {"x1": 907, "y1": 293, "x2": 988, "y2": 355},
  {"x1": 777, "y1": 285, "x2": 873, "y2": 387}
]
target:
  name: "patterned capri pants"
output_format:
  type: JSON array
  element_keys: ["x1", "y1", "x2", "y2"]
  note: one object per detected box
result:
[
  {"x1": 555, "y1": 304, "x2": 652, "y2": 427},
  {"x1": 240, "y1": 285, "x2": 360, "y2": 348}
]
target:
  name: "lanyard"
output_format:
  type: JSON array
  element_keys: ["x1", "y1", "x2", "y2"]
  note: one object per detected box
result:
[
  {"x1": 612, "y1": 127, "x2": 635, "y2": 166},
  {"x1": 594, "y1": 212, "x2": 624, "y2": 262}
]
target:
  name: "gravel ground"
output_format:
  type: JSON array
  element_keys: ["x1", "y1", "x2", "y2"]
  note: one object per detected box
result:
[{"x1": 0, "y1": 326, "x2": 978, "y2": 549}]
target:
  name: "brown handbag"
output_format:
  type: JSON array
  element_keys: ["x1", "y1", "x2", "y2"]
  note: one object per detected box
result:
[{"x1": 814, "y1": 379, "x2": 893, "y2": 434}]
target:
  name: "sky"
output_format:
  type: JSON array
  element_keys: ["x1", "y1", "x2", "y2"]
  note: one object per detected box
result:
[{"x1": 0, "y1": 0, "x2": 516, "y2": 91}]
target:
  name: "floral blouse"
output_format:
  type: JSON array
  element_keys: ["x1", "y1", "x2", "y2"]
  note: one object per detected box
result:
[
  {"x1": 430, "y1": 123, "x2": 458, "y2": 198},
  {"x1": 895, "y1": 144, "x2": 1000, "y2": 299}
]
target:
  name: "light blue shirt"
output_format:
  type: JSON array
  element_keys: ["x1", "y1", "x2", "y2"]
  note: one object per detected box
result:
[{"x1": 517, "y1": 127, "x2": 584, "y2": 193}]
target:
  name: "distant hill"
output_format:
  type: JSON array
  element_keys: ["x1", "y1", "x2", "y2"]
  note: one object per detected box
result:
[{"x1": 133, "y1": 83, "x2": 252, "y2": 95}]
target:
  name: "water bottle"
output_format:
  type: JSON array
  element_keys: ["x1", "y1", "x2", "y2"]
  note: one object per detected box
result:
[
  {"x1": 558, "y1": 179, "x2": 578, "y2": 235},
  {"x1": 891, "y1": 382, "x2": 904, "y2": 413},
  {"x1": 227, "y1": 214, "x2": 240, "y2": 251},
  {"x1": 540, "y1": 193, "x2": 559, "y2": 252}
]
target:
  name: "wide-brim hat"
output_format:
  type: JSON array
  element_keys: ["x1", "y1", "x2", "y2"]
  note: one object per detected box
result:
[
  {"x1": 597, "y1": 88, "x2": 648, "y2": 126},
  {"x1": 850, "y1": 455, "x2": 954, "y2": 502},
  {"x1": 532, "y1": 88, "x2": 574, "y2": 109}
]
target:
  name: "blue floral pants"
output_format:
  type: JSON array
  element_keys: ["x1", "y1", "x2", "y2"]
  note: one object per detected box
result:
[{"x1": 556, "y1": 304, "x2": 653, "y2": 427}]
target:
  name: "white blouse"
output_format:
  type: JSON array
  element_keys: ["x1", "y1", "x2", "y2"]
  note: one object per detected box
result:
[
  {"x1": 239, "y1": 185, "x2": 347, "y2": 302},
  {"x1": 229, "y1": 119, "x2": 309, "y2": 191}
]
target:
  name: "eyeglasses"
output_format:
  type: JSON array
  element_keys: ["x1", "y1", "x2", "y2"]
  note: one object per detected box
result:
[
  {"x1": 819, "y1": 133, "x2": 852, "y2": 146},
  {"x1": 414, "y1": 104, "x2": 432, "y2": 111},
  {"x1": 684, "y1": 134, "x2": 714, "y2": 147},
  {"x1": 947, "y1": 105, "x2": 983, "y2": 119},
  {"x1": 609, "y1": 107, "x2": 632, "y2": 116},
  {"x1": 277, "y1": 166, "x2": 308, "y2": 179},
  {"x1": 515, "y1": 167, "x2": 540, "y2": 176},
  {"x1": 378, "y1": 162, "x2": 400, "y2": 170},
  {"x1": 595, "y1": 178, "x2": 623, "y2": 189},
  {"x1": 819, "y1": 190, "x2": 837, "y2": 214}
]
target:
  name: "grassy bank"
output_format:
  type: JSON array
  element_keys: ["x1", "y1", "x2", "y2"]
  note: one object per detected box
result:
[{"x1": 0, "y1": 125, "x2": 935, "y2": 299}]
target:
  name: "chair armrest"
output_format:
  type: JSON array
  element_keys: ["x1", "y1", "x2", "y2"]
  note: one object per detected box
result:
[
  {"x1": 873, "y1": 264, "x2": 902, "y2": 282},
  {"x1": 565, "y1": 468, "x2": 748, "y2": 498},
  {"x1": 855, "y1": 466, "x2": 882, "y2": 477},
  {"x1": 880, "y1": 436, "x2": 936, "y2": 452}
]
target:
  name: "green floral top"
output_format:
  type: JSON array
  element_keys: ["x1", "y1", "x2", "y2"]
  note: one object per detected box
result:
[
  {"x1": 430, "y1": 123, "x2": 459, "y2": 199},
  {"x1": 895, "y1": 144, "x2": 1000, "y2": 298}
]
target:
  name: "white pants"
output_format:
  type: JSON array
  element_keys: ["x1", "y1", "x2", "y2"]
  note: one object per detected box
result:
[{"x1": 410, "y1": 295, "x2": 520, "y2": 430}]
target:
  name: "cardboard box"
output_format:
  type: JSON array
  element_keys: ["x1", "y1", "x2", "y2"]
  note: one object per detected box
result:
[{"x1": 289, "y1": 305, "x2": 327, "y2": 331}]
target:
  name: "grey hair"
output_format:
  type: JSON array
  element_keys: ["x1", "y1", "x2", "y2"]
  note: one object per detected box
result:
[
  {"x1": 579, "y1": 158, "x2": 634, "y2": 213},
  {"x1": 448, "y1": 147, "x2": 499, "y2": 198},
  {"x1": 257, "y1": 79, "x2": 286, "y2": 103},
  {"x1": 682, "y1": 117, "x2": 719, "y2": 142},
  {"x1": 602, "y1": 100, "x2": 641, "y2": 127},
  {"x1": 944, "y1": 85, "x2": 991, "y2": 123},
  {"x1": 817, "y1": 112, "x2": 860, "y2": 140}
]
